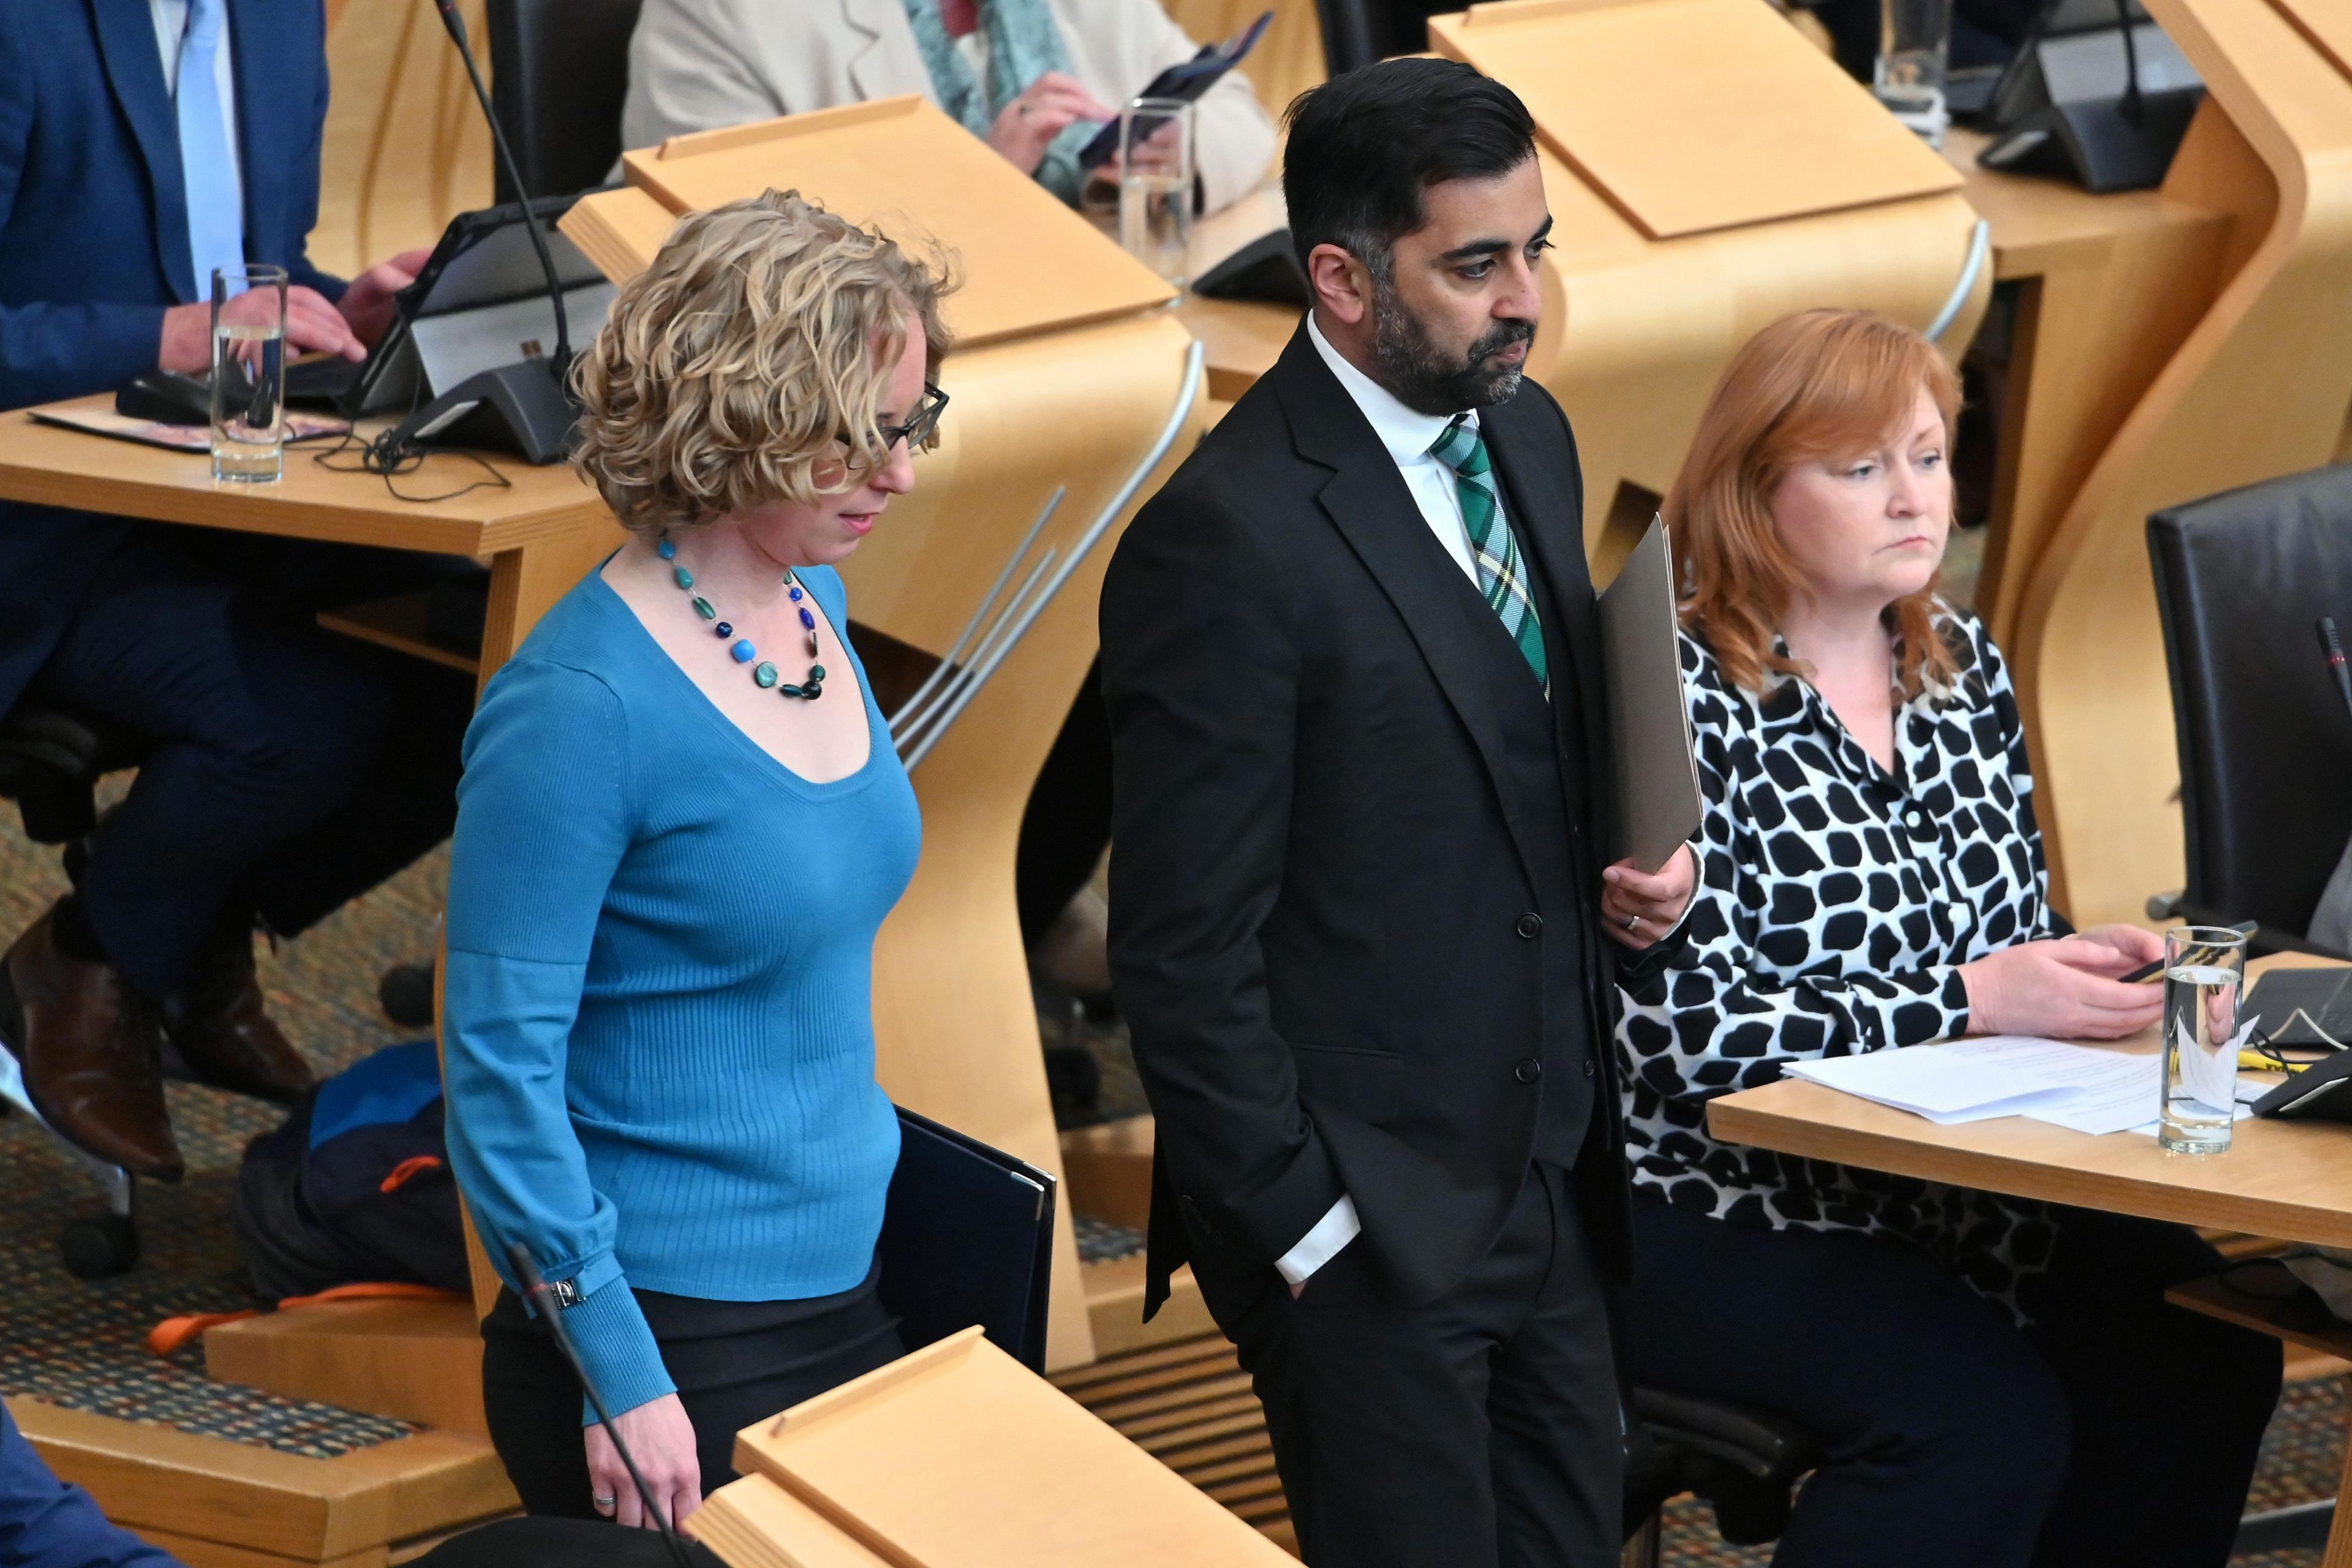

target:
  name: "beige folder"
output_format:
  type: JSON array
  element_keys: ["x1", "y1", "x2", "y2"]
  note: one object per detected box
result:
[
  {"x1": 690, "y1": 1327, "x2": 1294, "y2": 1567},
  {"x1": 1597, "y1": 517, "x2": 1702, "y2": 871}
]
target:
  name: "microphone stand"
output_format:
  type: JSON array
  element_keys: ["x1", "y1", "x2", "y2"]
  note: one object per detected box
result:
[
  {"x1": 506, "y1": 1244, "x2": 701, "y2": 1568},
  {"x1": 375, "y1": 1, "x2": 580, "y2": 464},
  {"x1": 434, "y1": 0, "x2": 568, "y2": 368}
]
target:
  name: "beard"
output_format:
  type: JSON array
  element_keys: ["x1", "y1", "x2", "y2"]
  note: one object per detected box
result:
[{"x1": 1370, "y1": 277, "x2": 1537, "y2": 416}]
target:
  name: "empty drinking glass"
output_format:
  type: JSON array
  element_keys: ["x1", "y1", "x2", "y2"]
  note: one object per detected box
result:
[{"x1": 1877, "y1": 0, "x2": 1954, "y2": 145}]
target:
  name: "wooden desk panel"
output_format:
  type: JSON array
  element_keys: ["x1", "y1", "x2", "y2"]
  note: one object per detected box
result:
[
  {"x1": 0, "y1": 398, "x2": 600, "y2": 557},
  {"x1": 0, "y1": 396, "x2": 626, "y2": 693}
]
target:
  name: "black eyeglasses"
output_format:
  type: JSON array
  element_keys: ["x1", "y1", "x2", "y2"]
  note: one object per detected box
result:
[{"x1": 875, "y1": 383, "x2": 949, "y2": 453}]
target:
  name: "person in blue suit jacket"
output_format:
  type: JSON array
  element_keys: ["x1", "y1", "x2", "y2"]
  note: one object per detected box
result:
[
  {"x1": 0, "y1": 0, "x2": 478, "y2": 1183},
  {"x1": 0, "y1": 1403, "x2": 179, "y2": 1568}
]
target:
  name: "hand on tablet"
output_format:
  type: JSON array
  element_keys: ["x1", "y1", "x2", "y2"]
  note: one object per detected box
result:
[{"x1": 990, "y1": 72, "x2": 1114, "y2": 176}]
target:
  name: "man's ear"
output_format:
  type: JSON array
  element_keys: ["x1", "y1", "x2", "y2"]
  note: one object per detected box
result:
[{"x1": 1306, "y1": 243, "x2": 1373, "y2": 327}]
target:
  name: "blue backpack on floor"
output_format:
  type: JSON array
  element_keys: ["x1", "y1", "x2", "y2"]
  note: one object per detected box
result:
[{"x1": 232, "y1": 1041, "x2": 470, "y2": 1301}]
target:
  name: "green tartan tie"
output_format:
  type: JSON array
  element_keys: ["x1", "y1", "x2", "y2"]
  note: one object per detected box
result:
[{"x1": 1430, "y1": 415, "x2": 1549, "y2": 695}]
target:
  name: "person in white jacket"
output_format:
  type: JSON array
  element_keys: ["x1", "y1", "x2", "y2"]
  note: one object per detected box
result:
[{"x1": 620, "y1": 0, "x2": 1278, "y2": 217}]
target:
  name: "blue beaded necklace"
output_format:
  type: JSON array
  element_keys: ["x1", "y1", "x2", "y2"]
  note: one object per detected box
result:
[{"x1": 657, "y1": 533, "x2": 825, "y2": 701}]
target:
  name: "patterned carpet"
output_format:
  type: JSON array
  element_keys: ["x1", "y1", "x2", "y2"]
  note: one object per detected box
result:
[
  {"x1": 0, "y1": 781, "x2": 439, "y2": 1458},
  {"x1": 0, "y1": 776, "x2": 2343, "y2": 1558}
]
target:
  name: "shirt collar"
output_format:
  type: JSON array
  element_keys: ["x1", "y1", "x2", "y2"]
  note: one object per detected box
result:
[{"x1": 1305, "y1": 312, "x2": 1476, "y2": 470}]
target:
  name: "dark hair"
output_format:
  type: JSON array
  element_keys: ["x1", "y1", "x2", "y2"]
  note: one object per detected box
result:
[{"x1": 1281, "y1": 58, "x2": 1537, "y2": 281}]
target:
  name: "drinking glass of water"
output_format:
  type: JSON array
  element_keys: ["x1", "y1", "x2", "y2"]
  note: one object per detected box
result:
[
  {"x1": 211, "y1": 265, "x2": 288, "y2": 483},
  {"x1": 1876, "y1": 0, "x2": 1954, "y2": 146},
  {"x1": 2159, "y1": 925, "x2": 2247, "y2": 1153},
  {"x1": 1118, "y1": 98, "x2": 1196, "y2": 290}
]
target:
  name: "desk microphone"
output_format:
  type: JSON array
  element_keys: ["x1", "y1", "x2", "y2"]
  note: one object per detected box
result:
[
  {"x1": 379, "y1": 1, "x2": 578, "y2": 466},
  {"x1": 505, "y1": 1243, "x2": 701, "y2": 1568},
  {"x1": 2318, "y1": 618, "x2": 2352, "y2": 725}
]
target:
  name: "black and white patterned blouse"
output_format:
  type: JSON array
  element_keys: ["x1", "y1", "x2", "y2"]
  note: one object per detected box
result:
[{"x1": 1616, "y1": 606, "x2": 2064, "y2": 1300}]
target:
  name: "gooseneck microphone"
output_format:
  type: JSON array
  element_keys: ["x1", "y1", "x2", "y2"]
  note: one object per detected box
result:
[
  {"x1": 375, "y1": 1, "x2": 579, "y2": 464},
  {"x1": 506, "y1": 1243, "x2": 701, "y2": 1568},
  {"x1": 432, "y1": 0, "x2": 568, "y2": 367}
]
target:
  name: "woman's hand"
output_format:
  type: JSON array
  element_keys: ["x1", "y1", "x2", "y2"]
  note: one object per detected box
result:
[
  {"x1": 1602, "y1": 845, "x2": 1697, "y2": 950},
  {"x1": 1959, "y1": 933, "x2": 2165, "y2": 1040},
  {"x1": 587, "y1": 1392, "x2": 699, "y2": 1530},
  {"x1": 987, "y1": 72, "x2": 1114, "y2": 175}
]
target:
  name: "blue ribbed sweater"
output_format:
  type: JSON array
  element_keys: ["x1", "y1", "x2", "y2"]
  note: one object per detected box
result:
[{"x1": 441, "y1": 565, "x2": 920, "y2": 1420}]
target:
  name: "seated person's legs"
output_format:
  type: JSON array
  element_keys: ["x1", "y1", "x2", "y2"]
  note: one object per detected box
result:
[
  {"x1": 1622, "y1": 1195, "x2": 2069, "y2": 1568},
  {"x1": 4, "y1": 529, "x2": 461, "y2": 1177},
  {"x1": 2019, "y1": 1208, "x2": 2282, "y2": 1568}
]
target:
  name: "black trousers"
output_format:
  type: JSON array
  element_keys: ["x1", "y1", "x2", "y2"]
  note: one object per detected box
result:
[
  {"x1": 22, "y1": 526, "x2": 473, "y2": 997},
  {"x1": 1623, "y1": 1195, "x2": 2282, "y2": 1568},
  {"x1": 1186, "y1": 1161, "x2": 1624, "y2": 1568},
  {"x1": 480, "y1": 1275, "x2": 905, "y2": 1516}
]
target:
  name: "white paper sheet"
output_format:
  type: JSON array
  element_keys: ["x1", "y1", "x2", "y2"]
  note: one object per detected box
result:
[{"x1": 1784, "y1": 1036, "x2": 2161, "y2": 1135}]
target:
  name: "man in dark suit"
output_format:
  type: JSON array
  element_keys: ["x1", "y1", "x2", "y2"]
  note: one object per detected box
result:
[
  {"x1": 1101, "y1": 59, "x2": 1699, "y2": 1566},
  {"x1": 0, "y1": 0, "x2": 474, "y2": 1182}
]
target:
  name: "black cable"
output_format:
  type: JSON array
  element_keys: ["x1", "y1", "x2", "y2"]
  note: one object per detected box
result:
[{"x1": 506, "y1": 1244, "x2": 701, "y2": 1568}]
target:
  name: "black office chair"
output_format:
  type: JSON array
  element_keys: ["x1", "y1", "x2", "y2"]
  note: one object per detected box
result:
[
  {"x1": 1314, "y1": 0, "x2": 1448, "y2": 75},
  {"x1": 484, "y1": 0, "x2": 647, "y2": 203},
  {"x1": 2149, "y1": 462, "x2": 2352, "y2": 956},
  {"x1": 0, "y1": 700, "x2": 151, "y2": 1277},
  {"x1": 1621, "y1": 1387, "x2": 1822, "y2": 1564}
]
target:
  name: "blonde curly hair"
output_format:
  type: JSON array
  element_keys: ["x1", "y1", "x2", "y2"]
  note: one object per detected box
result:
[{"x1": 570, "y1": 189, "x2": 954, "y2": 536}]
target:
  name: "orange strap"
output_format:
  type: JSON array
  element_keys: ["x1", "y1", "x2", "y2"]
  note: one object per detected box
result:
[
  {"x1": 379, "y1": 1155, "x2": 444, "y2": 1193},
  {"x1": 148, "y1": 1282, "x2": 469, "y2": 1357},
  {"x1": 146, "y1": 1311, "x2": 257, "y2": 1356}
]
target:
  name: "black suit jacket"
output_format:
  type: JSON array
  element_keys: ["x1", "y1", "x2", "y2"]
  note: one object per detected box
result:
[{"x1": 1102, "y1": 327, "x2": 1683, "y2": 1316}]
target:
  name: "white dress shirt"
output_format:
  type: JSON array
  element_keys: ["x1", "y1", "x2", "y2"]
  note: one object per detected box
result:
[
  {"x1": 1305, "y1": 311, "x2": 1497, "y2": 590},
  {"x1": 1269, "y1": 316, "x2": 1505, "y2": 1288},
  {"x1": 151, "y1": 0, "x2": 246, "y2": 226}
]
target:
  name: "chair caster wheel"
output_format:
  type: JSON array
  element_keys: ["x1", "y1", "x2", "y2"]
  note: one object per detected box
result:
[{"x1": 60, "y1": 1215, "x2": 139, "y2": 1279}]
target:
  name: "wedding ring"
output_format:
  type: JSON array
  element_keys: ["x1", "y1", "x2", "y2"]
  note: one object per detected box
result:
[
  {"x1": 594, "y1": 1495, "x2": 617, "y2": 1509},
  {"x1": 1624, "y1": 913, "x2": 1640, "y2": 933}
]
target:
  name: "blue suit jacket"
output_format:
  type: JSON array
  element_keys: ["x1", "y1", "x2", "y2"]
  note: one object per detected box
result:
[
  {"x1": 0, "y1": 1404, "x2": 181, "y2": 1568},
  {"x1": 0, "y1": 0, "x2": 343, "y2": 714}
]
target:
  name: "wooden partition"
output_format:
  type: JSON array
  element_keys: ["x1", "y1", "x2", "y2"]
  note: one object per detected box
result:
[
  {"x1": 2011, "y1": 0, "x2": 2352, "y2": 928},
  {"x1": 311, "y1": 0, "x2": 495, "y2": 279},
  {"x1": 562, "y1": 99, "x2": 1204, "y2": 1370}
]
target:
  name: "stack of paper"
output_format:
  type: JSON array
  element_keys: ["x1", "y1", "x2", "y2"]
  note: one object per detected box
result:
[{"x1": 1785, "y1": 1038, "x2": 2167, "y2": 1136}]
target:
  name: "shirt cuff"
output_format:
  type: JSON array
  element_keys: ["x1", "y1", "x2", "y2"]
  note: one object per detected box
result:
[
  {"x1": 1275, "y1": 1195, "x2": 1361, "y2": 1285},
  {"x1": 559, "y1": 1275, "x2": 676, "y2": 1427}
]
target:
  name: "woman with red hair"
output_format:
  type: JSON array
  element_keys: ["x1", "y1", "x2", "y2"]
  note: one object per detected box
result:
[{"x1": 1616, "y1": 309, "x2": 2278, "y2": 1567}]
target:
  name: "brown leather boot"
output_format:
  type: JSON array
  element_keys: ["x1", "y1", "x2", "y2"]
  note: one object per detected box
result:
[
  {"x1": 160, "y1": 915, "x2": 314, "y2": 1105},
  {"x1": 2, "y1": 908, "x2": 182, "y2": 1180}
]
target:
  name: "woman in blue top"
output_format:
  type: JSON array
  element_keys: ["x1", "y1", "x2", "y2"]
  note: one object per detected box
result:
[{"x1": 441, "y1": 189, "x2": 951, "y2": 1531}]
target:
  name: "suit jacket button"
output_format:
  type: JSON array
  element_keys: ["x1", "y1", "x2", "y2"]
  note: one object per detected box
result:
[
  {"x1": 1514, "y1": 1058, "x2": 1542, "y2": 1084},
  {"x1": 1515, "y1": 913, "x2": 1544, "y2": 939},
  {"x1": 1583, "y1": 1058, "x2": 1597, "y2": 1078}
]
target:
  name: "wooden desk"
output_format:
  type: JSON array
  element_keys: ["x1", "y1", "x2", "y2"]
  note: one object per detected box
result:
[
  {"x1": 1708, "y1": 955, "x2": 2352, "y2": 1246},
  {"x1": 1709, "y1": 952, "x2": 2352, "y2": 1561},
  {"x1": 0, "y1": 396, "x2": 625, "y2": 694}
]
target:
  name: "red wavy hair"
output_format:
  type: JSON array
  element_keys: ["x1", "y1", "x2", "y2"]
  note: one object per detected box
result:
[{"x1": 1663, "y1": 309, "x2": 1963, "y2": 698}]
